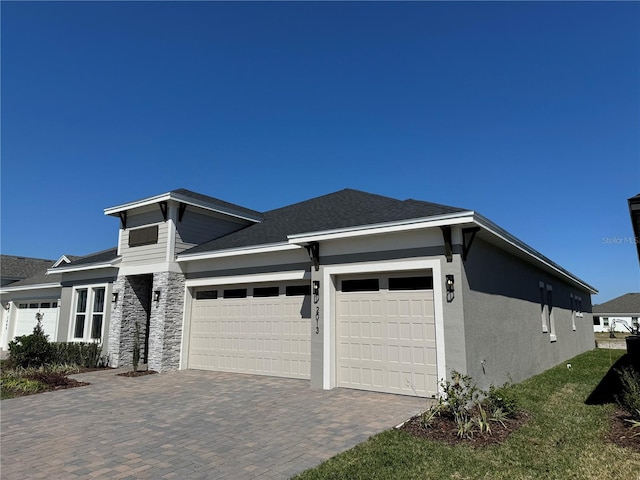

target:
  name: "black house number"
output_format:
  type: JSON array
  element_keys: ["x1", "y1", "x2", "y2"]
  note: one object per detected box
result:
[{"x1": 313, "y1": 284, "x2": 320, "y2": 334}]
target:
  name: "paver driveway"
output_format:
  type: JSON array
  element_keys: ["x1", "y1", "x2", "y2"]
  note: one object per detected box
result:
[{"x1": 1, "y1": 369, "x2": 424, "y2": 479}]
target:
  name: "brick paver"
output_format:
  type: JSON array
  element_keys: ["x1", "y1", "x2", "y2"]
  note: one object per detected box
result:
[{"x1": 1, "y1": 369, "x2": 424, "y2": 479}]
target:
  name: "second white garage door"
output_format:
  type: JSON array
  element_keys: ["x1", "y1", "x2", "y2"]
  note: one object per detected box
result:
[
  {"x1": 336, "y1": 273, "x2": 438, "y2": 397},
  {"x1": 188, "y1": 282, "x2": 311, "y2": 379}
]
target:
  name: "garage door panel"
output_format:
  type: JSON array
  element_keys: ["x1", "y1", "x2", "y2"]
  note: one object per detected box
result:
[
  {"x1": 337, "y1": 273, "x2": 437, "y2": 397},
  {"x1": 188, "y1": 284, "x2": 310, "y2": 380}
]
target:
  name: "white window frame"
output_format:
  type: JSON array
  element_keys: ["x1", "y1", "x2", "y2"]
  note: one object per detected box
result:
[
  {"x1": 69, "y1": 284, "x2": 108, "y2": 342},
  {"x1": 570, "y1": 294, "x2": 577, "y2": 331},
  {"x1": 539, "y1": 281, "x2": 548, "y2": 333}
]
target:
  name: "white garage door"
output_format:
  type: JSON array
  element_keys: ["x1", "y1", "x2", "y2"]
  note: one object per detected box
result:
[
  {"x1": 188, "y1": 282, "x2": 311, "y2": 379},
  {"x1": 337, "y1": 273, "x2": 437, "y2": 397},
  {"x1": 15, "y1": 301, "x2": 59, "y2": 339}
]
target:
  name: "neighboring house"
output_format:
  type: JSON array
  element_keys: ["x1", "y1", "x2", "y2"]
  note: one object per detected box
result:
[
  {"x1": 0, "y1": 188, "x2": 597, "y2": 395},
  {"x1": 592, "y1": 293, "x2": 640, "y2": 333},
  {"x1": 1, "y1": 255, "x2": 56, "y2": 287},
  {"x1": 0, "y1": 255, "x2": 79, "y2": 349}
]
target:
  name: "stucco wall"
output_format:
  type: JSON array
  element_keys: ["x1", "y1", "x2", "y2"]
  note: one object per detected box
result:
[{"x1": 461, "y1": 238, "x2": 594, "y2": 389}]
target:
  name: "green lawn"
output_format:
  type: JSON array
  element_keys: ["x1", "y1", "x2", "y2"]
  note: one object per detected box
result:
[{"x1": 294, "y1": 349, "x2": 640, "y2": 480}]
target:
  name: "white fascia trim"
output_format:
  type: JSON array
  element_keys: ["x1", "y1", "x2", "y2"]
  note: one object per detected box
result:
[
  {"x1": 52, "y1": 255, "x2": 72, "y2": 268},
  {"x1": 287, "y1": 211, "x2": 476, "y2": 244},
  {"x1": 118, "y1": 262, "x2": 182, "y2": 276},
  {"x1": 104, "y1": 192, "x2": 262, "y2": 223},
  {"x1": 321, "y1": 258, "x2": 446, "y2": 392},
  {"x1": 473, "y1": 214, "x2": 598, "y2": 294},
  {"x1": 185, "y1": 270, "x2": 310, "y2": 288},
  {"x1": 0, "y1": 283, "x2": 61, "y2": 294},
  {"x1": 46, "y1": 261, "x2": 119, "y2": 275},
  {"x1": 177, "y1": 242, "x2": 302, "y2": 262}
]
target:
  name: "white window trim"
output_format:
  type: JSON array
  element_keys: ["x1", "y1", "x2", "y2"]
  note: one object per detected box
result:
[
  {"x1": 68, "y1": 284, "x2": 108, "y2": 342},
  {"x1": 570, "y1": 294, "x2": 577, "y2": 331},
  {"x1": 539, "y1": 281, "x2": 548, "y2": 333},
  {"x1": 547, "y1": 284, "x2": 556, "y2": 342}
]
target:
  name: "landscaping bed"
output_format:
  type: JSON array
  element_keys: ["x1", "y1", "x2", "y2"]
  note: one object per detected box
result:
[{"x1": 294, "y1": 349, "x2": 640, "y2": 480}]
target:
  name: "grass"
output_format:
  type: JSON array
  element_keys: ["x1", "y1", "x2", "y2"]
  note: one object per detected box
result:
[{"x1": 294, "y1": 349, "x2": 640, "y2": 480}]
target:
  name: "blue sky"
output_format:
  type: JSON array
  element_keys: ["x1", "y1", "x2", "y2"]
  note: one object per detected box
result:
[{"x1": 1, "y1": 1, "x2": 638, "y2": 304}]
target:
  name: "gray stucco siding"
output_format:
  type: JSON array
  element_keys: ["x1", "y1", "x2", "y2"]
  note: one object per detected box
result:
[{"x1": 461, "y1": 238, "x2": 594, "y2": 389}]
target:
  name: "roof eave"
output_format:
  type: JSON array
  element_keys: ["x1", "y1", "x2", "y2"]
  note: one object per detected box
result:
[
  {"x1": 177, "y1": 242, "x2": 302, "y2": 262},
  {"x1": 104, "y1": 192, "x2": 263, "y2": 223},
  {"x1": 287, "y1": 211, "x2": 477, "y2": 244},
  {"x1": 0, "y1": 282, "x2": 62, "y2": 294}
]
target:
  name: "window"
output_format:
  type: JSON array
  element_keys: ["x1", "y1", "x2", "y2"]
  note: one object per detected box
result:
[
  {"x1": 29, "y1": 303, "x2": 38, "y2": 309},
  {"x1": 341, "y1": 279, "x2": 380, "y2": 292},
  {"x1": 253, "y1": 286, "x2": 279, "y2": 297},
  {"x1": 286, "y1": 285, "x2": 311, "y2": 296},
  {"x1": 72, "y1": 286, "x2": 106, "y2": 341},
  {"x1": 389, "y1": 276, "x2": 433, "y2": 290},
  {"x1": 603, "y1": 317, "x2": 609, "y2": 327},
  {"x1": 195, "y1": 290, "x2": 218, "y2": 300},
  {"x1": 223, "y1": 288, "x2": 247, "y2": 299},
  {"x1": 18, "y1": 304, "x2": 27, "y2": 309},
  {"x1": 593, "y1": 317, "x2": 600, "y2": 326},
  {"x1": 128, "y1": 225, "x2": 159, "y2": 247},
  {"x1": 41, "y1": 302, "x2": 51, "y2": 308}
]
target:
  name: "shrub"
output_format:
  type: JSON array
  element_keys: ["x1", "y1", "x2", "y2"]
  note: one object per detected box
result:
[
  {"x1": 616, "y1": 367, "x2": 640, "y2": 421},
  {"x1": 487, "y1": 382, "x2": 520, "y2": 417},
  {"x1": 8, "y1": 319, "x2": 53, "y2": 368},
  {"x1": 50, "y1": 342, "x2": 105, "y2": 368}
]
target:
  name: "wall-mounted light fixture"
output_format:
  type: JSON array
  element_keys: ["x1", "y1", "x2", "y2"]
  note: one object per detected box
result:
[
  {"x1": 153, "y1": 290, "x2": 161, "y2": 303},
  {"x1": 445, "y1": 275, "x2": 455, "y2": 293},
  {"x1": 312, "y1": 281, "x2": 320, "y2": 295},
  {"x1": 3, "y1": 302, "x2": 10, "y2": 311},
  {"x1": 112, "y1": 292, "x2": 119, "y2": 303}
]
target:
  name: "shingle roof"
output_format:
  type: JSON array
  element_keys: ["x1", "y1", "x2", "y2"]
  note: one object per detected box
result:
[
  {"x1": 593, "y1": 293, "x2": 640, "y2": 315},
  {"x1": 49, "y1": 247, "x2": 119, "y2": 270},
  {"x1": 1, "y1": 255, "x2": 55, "y2": 285},
  {"x1": 182, "y1": 189, "x2": 467, "y2": 255}
]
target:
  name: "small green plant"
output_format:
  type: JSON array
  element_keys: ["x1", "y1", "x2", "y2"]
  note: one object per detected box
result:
[
  {"x1": 490, "y1": 407, "x2": 509, "y2": 428},
  {"x1": 50, "y1": 341, "x2": 104, "y2": 368},
  {"x1": 615, "y1": 367, "x2": 640, "y2": 421},
  {"x1": 132, "y1": 321, "x2": 141, "y2": 373},
  {"x1": 475, "y1": 404, "x2": 491, "y2": 435},
  {"x1": 624, "y1": 410, "x2": 640, "y2": 437},
  {"x1": 420, "y1": 401, "x2": 442, "y2": 428},
  {"x1": 7, "y1": 316, "x2": 53, "y2": 368},
  {"x1": 486, "y1": 381, "x2": 519, "y2": 417}
]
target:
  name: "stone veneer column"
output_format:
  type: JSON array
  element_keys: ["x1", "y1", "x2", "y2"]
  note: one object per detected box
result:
[
  {"x1": 147, "y1": 271, "x2": 185, "y2": 372},
  {"x1": 107, "y1": 275, "x2": 152, "y2": 368}
]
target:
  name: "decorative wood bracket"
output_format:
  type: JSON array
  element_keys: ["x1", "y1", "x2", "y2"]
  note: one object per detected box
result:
[
  {"x1": 306, "y1": 242, "x2": 320, "y2": 271},
  {"x1": 462, "y1": 227, "x2": 481, "y2": 261},
  {"x1": 159, "y1": 201, "x2": 168, "y2": 221},
  {"x1": 440, "y1": 226, "x2": 453, "y2": 263},
  {"x1": 178, "y1": 203, "x2": 187, "y2": 222},
  {"x1": 118, "y1": 211, "x2": 127, "y2": 229}
]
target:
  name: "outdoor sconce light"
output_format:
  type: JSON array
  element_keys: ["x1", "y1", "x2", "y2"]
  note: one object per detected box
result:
[
  {"x1": 3, "y1": 302, "x2": 10, "y2": 311},
  {"x1": 153, "y1": 290, "x2": 161, "y2": 303},
  {"x1": 112, "y1": 292, "x2": 118, "y2": 303},
  {"x1": 312, "y1": 281, "x2": 320, "y2": 295},
  {"x1": 445, "y1": 275, "x2": 455, "y2": 293}
]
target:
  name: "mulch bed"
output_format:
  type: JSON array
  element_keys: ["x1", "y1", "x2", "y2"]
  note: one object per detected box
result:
[
  {"x1": 399, "y1": 411, "x2": 530, "y2": 447},
  {"x1": 607, "y1": 408, "x2": 640, "y2": 452},
  {"x1": 116, "y1": 370, "x2": 158, "y2": 378}
]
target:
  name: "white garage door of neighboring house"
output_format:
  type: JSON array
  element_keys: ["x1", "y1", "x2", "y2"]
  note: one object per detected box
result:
[
  {"x1": 336, "y1": 273, "x2": 437, "y2": 397},
  {"x1": 188, "y1": 282, "x2": 311, "y2": 379},
  {"x1": 15, "y1": 301, "x2": 60, "y2": 340}
]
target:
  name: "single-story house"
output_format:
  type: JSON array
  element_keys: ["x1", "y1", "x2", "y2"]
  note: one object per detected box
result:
[
  {"x1": 0, "y1": 188, "x2": 597, "y2": 396},
  {"x1": 592, "y1": 293, "x2": 640, "y2": 333}
]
